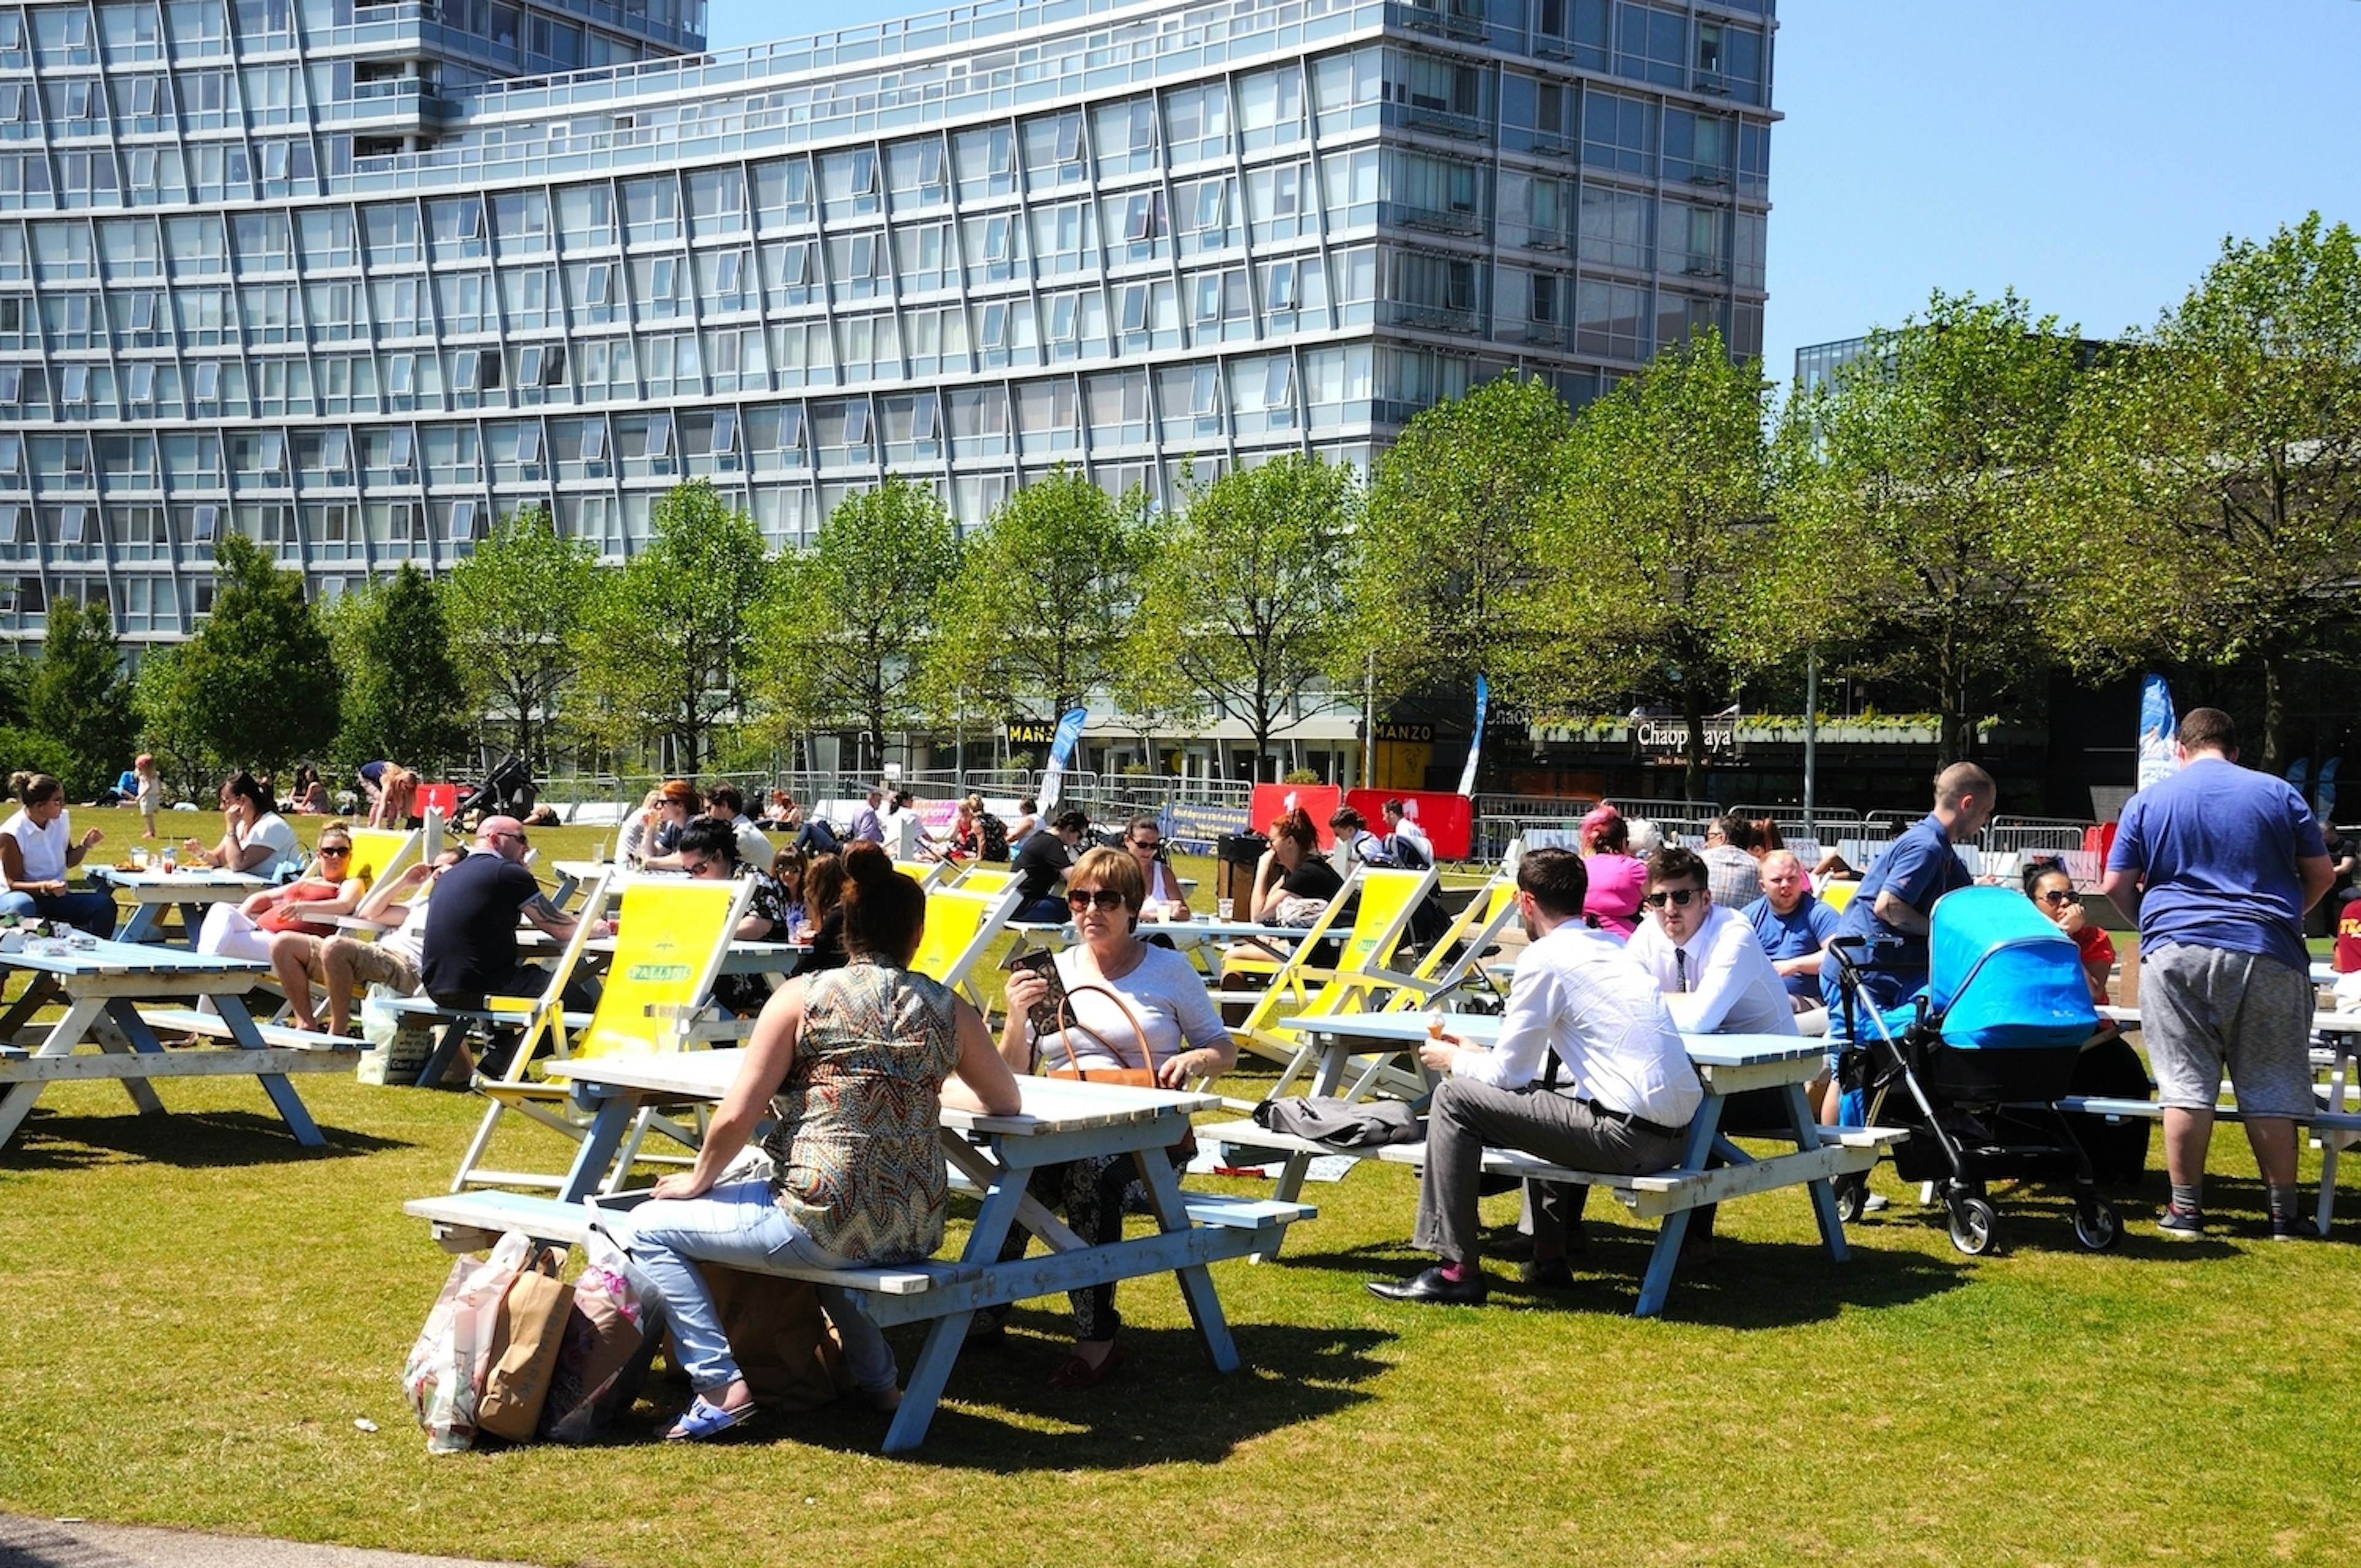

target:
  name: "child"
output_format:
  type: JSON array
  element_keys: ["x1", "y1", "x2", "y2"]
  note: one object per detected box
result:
[{"x1": 133, "y1": 753, "x2": 160, "y2": 839}]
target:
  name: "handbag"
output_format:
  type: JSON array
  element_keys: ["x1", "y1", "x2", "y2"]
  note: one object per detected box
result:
[
  {"x1": 478, "y1": 1245, "x2": 574, "y2": 1442},
  {"x1": 1044, "y1": 980, "x2": 1196, "y2": 1160}
]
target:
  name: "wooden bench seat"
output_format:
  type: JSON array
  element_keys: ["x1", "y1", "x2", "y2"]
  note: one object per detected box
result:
[
  {"x1": 2, "y1": 1042, "x2": 361, "y2": 1081},
  {"x1": 1200, "y1": 1117, "x2": 1905, "y2": 1220},
  {"x1": 135, "y1": 1006, "x2": 362, "y2": 1055},
  {"x1": 2056, "y1": 1095, "x2": 2361, "y2": 1136}
]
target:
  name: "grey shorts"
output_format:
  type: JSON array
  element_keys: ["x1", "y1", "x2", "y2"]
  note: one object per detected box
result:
[{"x1": 2139, "y1": 943, "x2": 2314, "y2": 1117}]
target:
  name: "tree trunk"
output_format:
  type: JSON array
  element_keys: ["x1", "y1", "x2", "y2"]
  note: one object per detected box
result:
[
  {"x1": 1682, "y1": 677, "x2": 1707, "y2": 804},
  {"x1": 2263, "y1": 653, "x2": 2287, "y2": 775}
]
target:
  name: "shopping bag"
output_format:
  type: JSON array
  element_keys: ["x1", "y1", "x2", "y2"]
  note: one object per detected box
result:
[
  {"x1": 540, "y1": 1219, "x2": 661, "y2": 1444},
  {"x1": 697, "y1": 1264, "x2": 852, "y2": 1412},
  {"x1": 477, "y1": 1246, "x2": 574, "y2": 1442},
  {"x1": 402, "y1": 1229, "x2": 533, "y2": 1453}
]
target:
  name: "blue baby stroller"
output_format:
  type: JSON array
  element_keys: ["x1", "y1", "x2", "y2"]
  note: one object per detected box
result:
[{"x1": 1830, "y1": 887, "x2": 2121, "y2": 1256}]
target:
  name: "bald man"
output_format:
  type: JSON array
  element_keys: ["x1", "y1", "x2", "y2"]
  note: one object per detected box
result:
[
  {"x1": 418, "y1": 814, "x2": 591, "y2": 1010},
  {"x1": 1819, "y1": 762, "x2": 1995, "y2": 1020}
]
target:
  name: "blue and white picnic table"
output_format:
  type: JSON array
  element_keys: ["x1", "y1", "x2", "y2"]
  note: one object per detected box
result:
[
  {"x1": 407, "y1": 1050, "x2": 1310, "y2": 1453},
  {"x1": 89, "y1": 866, "x2": 275, "y2": 949},
  {"x1": 1201, "y1": 1009, "x2": 1900, "y2": 1316},
  {"x1": 0, "y1": 935, "x2": 357, "y2": 1150}
]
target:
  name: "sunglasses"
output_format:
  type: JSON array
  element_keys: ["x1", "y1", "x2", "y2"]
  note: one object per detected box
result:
[
  {"x1": 1642, "y1": 887, "x2": 1703, "y2": 909},
  {"x1": 681, "y1": 857, "x2": 725, "y2": 877},
  {"x1": 2039, "y1": 889, "x2": 2081, "y2": 906},
  {"x1": 1067, "y1": 888, "x2": 1127, "y2": 911},
  {"x1": 1130, "y1": 839, "x2": 1161, "y2": 852},
  {"x1": 317, "y1": 845, "x2": 351, "y2": 857}
]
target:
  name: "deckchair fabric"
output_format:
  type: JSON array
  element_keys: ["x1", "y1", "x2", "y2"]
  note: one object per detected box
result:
[
  {"x1": 449, "y1": 874, "x2": 749, "y2": 1192},
  {"x1": 909, "y1": 882, "x2": 1021, "y2": 1014},
  {"x1": 1224, "y1": 866, "x2": 1438, "y2": 1102}
]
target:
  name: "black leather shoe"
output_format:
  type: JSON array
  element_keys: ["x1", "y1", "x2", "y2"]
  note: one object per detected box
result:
[
  {"x1": 1365, "y1": 1267, "x2": 1489, "y2": 1305},
  {"x1": 1519, "y1": 1256, "x2": 1573, "y2": 1286}
]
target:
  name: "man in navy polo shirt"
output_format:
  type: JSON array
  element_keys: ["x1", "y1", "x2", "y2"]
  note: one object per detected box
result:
[{"x1": 1819, "y1": 762, "x2": 1996, "y2": 1023}]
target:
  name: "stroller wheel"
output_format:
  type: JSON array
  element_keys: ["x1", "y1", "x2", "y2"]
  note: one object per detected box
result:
[
  {"x1": 2072, "y1": 1197, "x2": 2121, "y2": 1252},
  {"x1": 1947, "y1": 1195, "x2": 2002, "y2": 1256},
  {"x1": 1834, "y1": 1173, "x2": 1867, "y2": 1225}
]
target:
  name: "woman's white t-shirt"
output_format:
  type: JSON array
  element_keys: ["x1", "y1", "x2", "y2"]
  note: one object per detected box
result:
[
  {"x1": 2, "y1": 809, "x2": 69, "y2": 881},
  {"x1": 1041, "y1": 941, "x2": 1230, "y2": 1074},
  {"x1": 239, "y1": 812, "x2": 299, "y2": 869}
]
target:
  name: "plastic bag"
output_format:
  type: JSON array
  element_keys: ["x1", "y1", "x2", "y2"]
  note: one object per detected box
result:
[
  {"x1": 402, "y1": 1229, "x2": 533, "y2": 1453},
  {"x1": 540, "y1": 1215, "x2": 660, "y2": 1444},
  {"x1": 360, "y1": 984, "x2": 403, "y2": 1053}
]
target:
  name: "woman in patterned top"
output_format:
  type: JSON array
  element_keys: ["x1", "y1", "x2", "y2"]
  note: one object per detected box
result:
[
  {"x1": 624, "y1": 841, "x2": 1022, "y2": 1441},
  {"x1": 670, "y1": 818, "x2": 793, "y2": 1018}
]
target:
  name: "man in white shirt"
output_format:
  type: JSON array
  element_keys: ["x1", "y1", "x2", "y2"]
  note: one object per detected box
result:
[
  {"x1": 1366, "y1": 847, "x2": 1699, "y2": 1306},
  {"x1": 1625, "y1": 845, "x2": 1799, "y2": 1039},
  {"x1": 1383, "y1": 799, "x2": 1433, "y2": 869},
  {"x1": 703, "y1": 784, "x2": 773, "y2": 869}
]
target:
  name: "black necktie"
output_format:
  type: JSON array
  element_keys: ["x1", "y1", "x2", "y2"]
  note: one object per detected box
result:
[{"x1": 1675, "y1": 948, "x2": 1690, "y2": 992}]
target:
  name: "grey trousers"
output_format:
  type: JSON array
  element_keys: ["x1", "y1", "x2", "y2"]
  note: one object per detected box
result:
[{"x1": 1414, "y1": 1076, "x2": 1687, "y2": 1267}]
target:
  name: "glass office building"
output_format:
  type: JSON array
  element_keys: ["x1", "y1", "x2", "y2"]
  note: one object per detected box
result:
[{"x1": 0, "y1": 0, "x2": 1775, "y2": 648}]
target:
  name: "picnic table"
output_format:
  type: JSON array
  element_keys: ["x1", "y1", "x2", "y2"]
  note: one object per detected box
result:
[
  {"x1": 0, "y1": 935, "x2": 357, "y2": 1150},
  {"x1": 1201, "y1": 1009, "x2": 1899, "y2": 1316},
  {"x1": 89, "y1": 866, "x2": 275, "y2": 949},
  {"x1": 407, "y1": 1050, "x2": 1310, "y2": 1452}
]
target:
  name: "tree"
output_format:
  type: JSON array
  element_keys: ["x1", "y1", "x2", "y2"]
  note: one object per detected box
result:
[
  {"x1": 753, "y1": 477, "x2": 959, "y2": 775},
  {"x1": 1774, "y1": 289, "x2": 2084, "y2": 764},
  {"x1": 930, "y1": 469, "x2": 1147, "y2": 720},
  {"x1": 1347, "y1": 373, "x2": 1573, "y2": 716},
  {"x1": 176, "y1": 534, "x2": 340, "y2": 775},
  {"x1": 570, "y1": 482, "x2": 771, "y2": 775},
  {"x1": 2050, "y1": 214, "x2": 2361, "y2": 769},
  {"x1": 1134, "y1": 454, "x2": 1356, "y2": 778},
  {"x1": 1540, "y1": 329, "x2": 1775, "y2": 800},
  {"x1": 331, "y1": 563, "x2": 469, "y2": 773},
  {"x1": 130, "y1": 644, "x2": 215, "y2": 801},
  {"x1": 443, "y1": 506, "x2": 597, "y2": 766},
  {"x1": 26, "y1": 595, "x2": 135, "y2": 800}
]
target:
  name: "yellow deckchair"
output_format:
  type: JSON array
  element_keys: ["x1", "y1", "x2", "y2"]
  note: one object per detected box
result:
[
  {"x1": 909, "y1": 881, "x2": 1021, "y2": 1014},
  {"x1": 895, "y1": 858, "x2": 954, "y2": 890},
  {"x1": 951, "y1": 865, "x2": 1019, "y2": 898},
  {"x1": 342, "y1": 826, "x2": 419, "y2": 887},
  {"x1": 1220, "y1": 865, "x2": 1439, "y2": 1103},
  {"x1": 448, "y1": 874, "x2": 749, "y2": 1192}
]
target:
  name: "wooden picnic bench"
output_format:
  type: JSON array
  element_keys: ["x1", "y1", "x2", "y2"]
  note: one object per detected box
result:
[
  {"x1": 407, "y1": 1054, "x2": 1311, "y2": 1453},
  {"x1": 1201, "y1": 1013, "x2": 1906, "y2": 1316}
]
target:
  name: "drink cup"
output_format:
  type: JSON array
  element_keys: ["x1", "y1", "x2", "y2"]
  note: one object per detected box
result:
[
  {"x1": 1217, "y1": 898, "x2": 1235, "y2": 921},
  {"x1": 132, "y1": 847, "x2": 149, "y2": 871}
]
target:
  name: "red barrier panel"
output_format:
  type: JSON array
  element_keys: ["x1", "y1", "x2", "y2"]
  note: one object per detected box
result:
[
  {"x1": 418, "y1": 782, "x2": 459, "y2": 818},
  {"x1": 1345, "y1": 788, "x2": 1474, "y2": 863},
  {"x1": 1248, "y1": 783, "x2": 1343, "y2": 849}
]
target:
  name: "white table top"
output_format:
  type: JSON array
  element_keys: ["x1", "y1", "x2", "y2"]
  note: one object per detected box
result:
[
  {"x1": 0, "y1": 933, "x2": 263, "y2": 977},
  {"x1": 91, "y1": 868, "x2": 272, "y2": 890},
  {"x1": 544, "y1": 1048, "x2": 1218, "y2": 1134},
  {"x1": 1304, "y1": 1008, "x2": 1825, "y2": 1069}
]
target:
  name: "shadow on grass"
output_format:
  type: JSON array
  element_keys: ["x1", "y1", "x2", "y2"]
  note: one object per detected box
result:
[
  {"x1": 627, "y1": 1317, "x2": 1394, "y2": 1471},
  {"x1": 1270, "y1": 1223, "x2": 1972, "y2": 1326},
  {"x1": 0, "y1": 1104, "x2": 411, "y2": 1173}
]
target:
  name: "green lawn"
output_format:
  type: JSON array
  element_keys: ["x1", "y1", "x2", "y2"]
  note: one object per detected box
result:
[{"x1": 2, "y1": 810, "x2": 2355, "y2": 1565}]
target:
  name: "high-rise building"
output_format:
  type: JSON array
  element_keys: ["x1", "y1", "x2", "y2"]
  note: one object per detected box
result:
[{"x1": 0, "y1": 0, "x2": 1775, "y2": 649}]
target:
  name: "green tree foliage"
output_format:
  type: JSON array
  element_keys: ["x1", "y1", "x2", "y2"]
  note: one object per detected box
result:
[
  {"x1": 24, "y1": 595, "x2": 135, "y2": 800},
  {"x1": 930, "y1": 469, "x2": 1147, "y2": 719},
  {"x1": 176, "y1": 535, "x2": 340, "y2": 775},
  {"x1": 130, "y1": 645, "x2": 215, "y2": 801},
  {"x1": 1134, "y1": 454, "x2": 1355, "y2": 776},
  {"x1": 571, "y1": 481, "x2": 771, "y2": 775},
  {"x1": 1775, "y1": 290, "x2": 2082, "y2": 764},
  {"x1": 753, "y1": 477, "x2": 959, "y2": 775},
  {"x1": 2050, "y1": 213, "x2": 2361, "y2": 769},
  {"x1": 331, "y1": 563, "x2": 468, "y2": 773},
  {"x1": 443, "y1": 506, "x2": 597, "y2": 766},
  {"x1": 1348, "y1": 373, "x2": 1573, "y2": 713},
  {"x1": 1542, "y1": 329, "x2": 1774, "y2": 800}
]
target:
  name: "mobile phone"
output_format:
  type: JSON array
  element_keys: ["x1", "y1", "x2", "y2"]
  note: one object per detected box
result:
[{"x1": 999, "y1": 941, "x2": 1068, "y2": 1037}]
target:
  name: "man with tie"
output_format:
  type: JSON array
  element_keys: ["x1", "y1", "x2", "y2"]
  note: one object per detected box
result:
[{"x1": 1625, "y1": 845, "x2": 1798, "y2": 1038}]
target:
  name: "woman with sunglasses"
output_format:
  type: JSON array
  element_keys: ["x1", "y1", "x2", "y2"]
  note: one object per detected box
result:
[
  {"x1": 196, "y1": 820, "x2": 368, "y2": 962},
  {"x1": 983, "y1": 845, "x2": 1236, "y2": 1388},
  {"x1": 2024, "y1": 861, "x2": 2114, "y2": 1007},
  {"x1": 1121, "y1": 814, "x2": 1190, "y2": 921},
  {"x1": 183, "y1": 770, "x2": 300, "y2": 875},
  {"x1": 674, "y1": 818, "x2": 796, "y2": 1016}
]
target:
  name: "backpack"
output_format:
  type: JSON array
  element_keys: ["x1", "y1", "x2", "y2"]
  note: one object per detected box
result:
[{"x1": 978, "y1": 812, "x2": 1010, "y2": 863}]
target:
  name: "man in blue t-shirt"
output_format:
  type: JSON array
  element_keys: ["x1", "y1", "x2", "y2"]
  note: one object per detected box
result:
[
  {"x1": 1819, "y1": 762, "x2": 1995, "y2": 1021},
  {"x1": 1744, "y1": 849, "x2": 1840, "y2": 1008},
  {"x1": 2100, "y1": 707, "x2": 2333, "y2": 1242}
]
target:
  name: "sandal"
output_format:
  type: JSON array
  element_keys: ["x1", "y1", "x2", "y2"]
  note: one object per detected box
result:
[
  {"x1": 1046, "y1": 1342, "x2": 1124, "y2": 1391},
  {"x1": 663, "y1": 1394, "x2": 758, "y2": 1441}
]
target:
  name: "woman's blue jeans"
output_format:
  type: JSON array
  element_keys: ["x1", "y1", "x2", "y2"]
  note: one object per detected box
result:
[
  {"x1": 623, "y1": 1179, "x2": 898, "y2": 1396},
  {"x1": 0, "y1": 888, "x2": 117, "y2": 938}
]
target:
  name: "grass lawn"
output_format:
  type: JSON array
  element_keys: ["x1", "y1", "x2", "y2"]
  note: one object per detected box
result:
[{"x1": 2, "y1": 810, "x2": 2357, "y2": 1565}]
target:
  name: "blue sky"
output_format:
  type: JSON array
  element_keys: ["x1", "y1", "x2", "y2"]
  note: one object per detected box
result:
[{"x1": 706, "y1": 0, "x2": 2361, "y2": 386}]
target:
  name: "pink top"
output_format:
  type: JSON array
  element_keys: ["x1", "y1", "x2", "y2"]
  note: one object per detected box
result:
[{"x1": 1583, "y1": 852, "x2": 1647, "y2": 939}]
